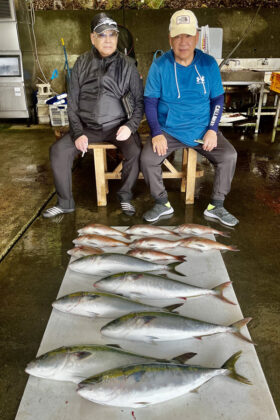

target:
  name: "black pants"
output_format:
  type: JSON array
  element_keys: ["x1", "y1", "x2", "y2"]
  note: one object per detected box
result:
[
  {"x1": 50, "y1": 127, "x2": 141, "y2": 209},
  {"x1": 140, "y1": 130, "x2": 237, "y2": 204}
]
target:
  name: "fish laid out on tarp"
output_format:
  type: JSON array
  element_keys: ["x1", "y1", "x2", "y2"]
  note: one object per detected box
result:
[
  {"x1": 67, "y1": 246, "x2": 103, "y2": 259},
  {"x1": 94, "y1": 273, "x2": 235, "y2": 305},
  {"x1": 69, "y1": 253, "x2": 184, "y2": 277},
  {"x1": 25, "y1": 344, "x2": 196, "y2": 383},
  {"x1": 127, "y1": 249, "x2": 186, "y2": 263},
  {"x1": 178, "y1": 237, "x2": 239, "y2": 252},
  {"x1": 101, "y1": 311, "x2": 254, "y2": 344},
  {"x1": 52, "y1": 291, "x2": 183, "y2": 318},
  {"x1": 130, "y1": 237, "x2": 180, "y2": 250},
  {"x1": 73, "y1": 234, "x2": 129, "y2": 248},
  {"x1": 174, "y1": 223, "x2": 230, "y2": 237},
  {"x1": 77, "y1": 351, "x2": 251, "y2": 408},
  {"x1": 125, "y1": 225, "x2": 180, "y2": 237},
  {"x1": 78, "y1": 224, "x2": 130, "y2": 239}
]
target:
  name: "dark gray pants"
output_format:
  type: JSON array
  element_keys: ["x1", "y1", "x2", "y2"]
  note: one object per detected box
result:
[
  {"x1": 140, "y1": 130, "x2": 237, "y2": 204},
  {"x1": 50, "y1": 127, "x2": 141, "y2": 209}
]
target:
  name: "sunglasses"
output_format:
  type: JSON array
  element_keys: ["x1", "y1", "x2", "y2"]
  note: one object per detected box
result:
[{"x1": 94, "y1": 31, "x2": 118, "y2": 40}]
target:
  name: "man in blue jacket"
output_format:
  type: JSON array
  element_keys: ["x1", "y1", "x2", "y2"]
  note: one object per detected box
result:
[{"x1": 141, "y1": 9, "x2": 238, "y2": 226}]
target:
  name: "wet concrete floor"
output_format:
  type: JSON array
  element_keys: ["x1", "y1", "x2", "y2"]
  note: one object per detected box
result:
[{"x1": 0, "y1": 123, "x2": 279, "y2": 419}]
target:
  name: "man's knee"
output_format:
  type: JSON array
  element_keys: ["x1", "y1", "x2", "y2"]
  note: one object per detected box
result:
[
  {"x1": 140, "y1": 146, "x2": 156, "y2": 170},
  {"x1": 50, "y1": 134, "x2": 74, "y2": 163},
  {"x1": 225, "y1": 145, "x2": 237, "y2": 165}
]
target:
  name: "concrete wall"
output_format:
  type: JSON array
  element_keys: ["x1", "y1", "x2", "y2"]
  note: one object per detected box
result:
[{"x1": 17, "y1": 8, "x2": 280, "y2": 92}]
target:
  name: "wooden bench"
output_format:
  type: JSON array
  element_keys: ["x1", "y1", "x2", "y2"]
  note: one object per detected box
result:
[{"x1": 88, "y1": 142, "x2": 203, "y2": 206}]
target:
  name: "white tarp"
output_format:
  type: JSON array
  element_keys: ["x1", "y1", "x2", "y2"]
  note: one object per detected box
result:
[{"x1": 16, "y1": 228, "x2": 279, "y2": 420}]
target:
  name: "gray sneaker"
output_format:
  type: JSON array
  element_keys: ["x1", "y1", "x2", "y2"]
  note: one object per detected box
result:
[
  {"x1": 203, "y1": 206, "x2": 239, "y2": 227},
  {"x1": 143, "y1": 202, "x2": 174, "y2": 222},
  {"x1": 42, "y1": 205, "x2": 75, "y2": 218}
]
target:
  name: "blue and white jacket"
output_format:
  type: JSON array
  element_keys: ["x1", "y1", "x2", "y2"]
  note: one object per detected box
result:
[{"x1": 144, "y1": 48, "x2": 224, "y2": 147}]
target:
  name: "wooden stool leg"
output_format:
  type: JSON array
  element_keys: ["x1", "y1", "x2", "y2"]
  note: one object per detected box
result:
[
  {"x1": 93, "y1": 149, "x2": 107, "y2": 206},
  {"x1": 185, "y1": 148, "x2": 197, "y2": 204},
  {"x1": 103, "y1": 150, "x2": 109, "y2": 194},
  {"x1": 181, "y1": 148, "x2": 188, "y2": 192}
]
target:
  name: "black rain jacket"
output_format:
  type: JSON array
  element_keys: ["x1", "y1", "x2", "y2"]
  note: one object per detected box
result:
[{"x1": 67, "y1": 47, "x2": 144, "y2": 141}]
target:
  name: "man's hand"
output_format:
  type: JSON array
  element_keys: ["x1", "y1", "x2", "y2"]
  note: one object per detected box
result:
[
  {"x1": 75, "y1": 135, "x2": 88, "y2": 153},
  {"x1": 202, "y1": 130, "x2": 217, "y2": 152},
  {"x1": 116, "y1": 125, "x2": 132, "y2": 141},
  {"x1": 152, "y1": 134, "x2": 168, "y2": 156}
]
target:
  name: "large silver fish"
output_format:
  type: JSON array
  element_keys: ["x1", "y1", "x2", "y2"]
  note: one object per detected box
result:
[
  {"x1": 25, "y1": 344, "x2": 196, "y2": 383},
  {"x1": 52, "y1": 291, "x2": 182, "y2": 318},
  {"x1": 69, "y1": 253, "x2": 184, "y2": 276},
  {"x1": 174, "y1": 224, "x2": 230, "y2": 237},
  {"x1": 125, "y1": 225, "x2": 180, "y2": 237},
  {"x1": 77, "y1": 351, "x2": 251, "y2": 407},
  {"x1": 78, "y1": 224, "x2": 130, "y2": 239},
  {"x1": 101, "y1": 311, "x2": 254, "y2": 344},
  {"x1": 94, "y1": 273, "x2": 235, "y2": 305},
  {"x1": 73, "y1": 234, "x2": 129, "y2": 248},
  {"x1": 130, "y1": 237, "x2": 180, "y2": 250},
  {"x1": 127, "y1": 249, "x2": 186, "y2": 263},
  {"x1": 178, "y1": 237, "x2": 239, "y2": 252}
]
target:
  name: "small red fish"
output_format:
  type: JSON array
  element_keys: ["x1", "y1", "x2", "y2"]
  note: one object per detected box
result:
[
  {"x1": 73, "y1": 234, "x2": 129, "y2": 248},
  {"x1": 178, "y1": 237, "x2": 239, "y2": 252},
  {"x1": 78, "y1": 224, "x2": 130, "y2": 239},
  {"x1": 127, "y1": 249, "x2": 186, "y2": 263},
  {"x1": 67, "y1": 246, "x2": 103, "y2": 258},
  {"x1": 174, "y1": 224, "x2": 230, "y2": 237},
  {"x1": 129, "y1": 237, "x2": 180, "y2": 250}
]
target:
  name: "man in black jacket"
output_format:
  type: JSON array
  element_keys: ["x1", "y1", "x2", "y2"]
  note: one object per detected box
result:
[{"x1": 43, "y1": 13, "x2": 144, "y2": 218}]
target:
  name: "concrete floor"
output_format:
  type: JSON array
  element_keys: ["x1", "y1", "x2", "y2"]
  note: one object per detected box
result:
[{"x1": 0, "y1": 123, "x2": 279, "y2": 419}]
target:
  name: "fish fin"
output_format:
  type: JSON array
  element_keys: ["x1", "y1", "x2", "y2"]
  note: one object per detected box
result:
[
  {"x1": 74, "y1": 351, "x2": 92, "y2": 360},
  {"x1": 167, "y1": 262, "x2": 185, "y2": 277},
  {"x1": 143, "y1": 316, "x2": 157, "y2": 325},
  {"x1": 195, "y1": 336, "x2": 203, "y2": 340},
  {"x1": 228, "y1": 245, "x2": 240, "y2": 252},
  {"x1": 190, "y1": 387, "x2": 200, "y2": 393},
  {"x1": 230, "y1": 318, "x2": 255, "y2": 344},
  {"x1": 222, "y1": 351, "x2": 252, "y2": 385},
  {"x1": 219, "y1": 231, "x2": 230, "y2": 238},
  {"x1": 179, "y1": 297, "x2": 187, "y2": 300},
  {"x1": 146, "y1": 336, "x2": 160, "y2": 343},
  {"x1": 164, "y1": 303, "x2": 184, "y2": 312},
  {"x1": 212, "y1": 281, "x2": 236, "y2": 305},
  {"x1": 172, "y1": 352, "x2": 197, "y2": 364},
  {"x1": 135, "y1": 402, "x2": 148, "y2": 406},
  {"x1": 107, "y1": 344, "x2": 122, "y2": 348}
]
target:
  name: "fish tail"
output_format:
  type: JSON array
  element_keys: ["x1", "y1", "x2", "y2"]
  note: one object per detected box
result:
[
  {"x1": 219, "y1": 230, "x2": 230, "y2": 238},
  {"x1": 212, "y1": 281, "x2": 236, "y2": 305},
  {"x1": 166, "y1": 262, "x2": 185, "y2": 277},
  {"x1": 163, "y1": 303, "x2": 184, "y2": 312},
  {"x1": 230, "y1": 318, "x2": 255, "y2": 344},
  {"x1": 228, "y1": 245, "x2": 240, "y2": 252},
  {"x1": 222, "y1": 351, "x2": 252, "y2": 385}
]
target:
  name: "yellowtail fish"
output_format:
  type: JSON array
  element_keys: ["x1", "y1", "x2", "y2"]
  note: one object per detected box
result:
[
  {"x1": 125, "y1": 225, "x2": 180, "y2": 237},
  {"x1": 52, "y1": 291, "x2": 183, "y2": 318},
  {"x1": 73, "y1": 234, "x2": 129, "y2": 248},
  {"x1": 127, "y1": 249, "x2": 186, "y2": 263},
  {"x1": 94, "y1": 273, "x2": 235, "y2": 305},
  {"x1": 69, "y1": 253, "x2": 184, "y2": 276},
  {"x1": 101, "y1": 311, "x2": 254, "y2": 344},
  {"x1": 174, "y1": 223, "x2": 230, "y2": 237},
  {"x1": 130, "y1": 237, "x2": 180, "y2": 250},
  {"x1": 78, "y1": 223, "x2": 130, "y2": 239},
  {"x1": 67, "y1": 246, "x2": 103, "y2": 259},
  {"x1": 26, "y1": 344, "x2": 196, "y2": 383},
  {"x1": 77, "y1": 351, "x2": 251, "y2": 407},
  {"x1": 178, "y1": 237, "x2": 239, "y2": 252}
]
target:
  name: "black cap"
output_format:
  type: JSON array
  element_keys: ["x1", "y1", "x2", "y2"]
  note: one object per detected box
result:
[{"x1": 90, "y1": 13, "x2": 119, "y2": 34}]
